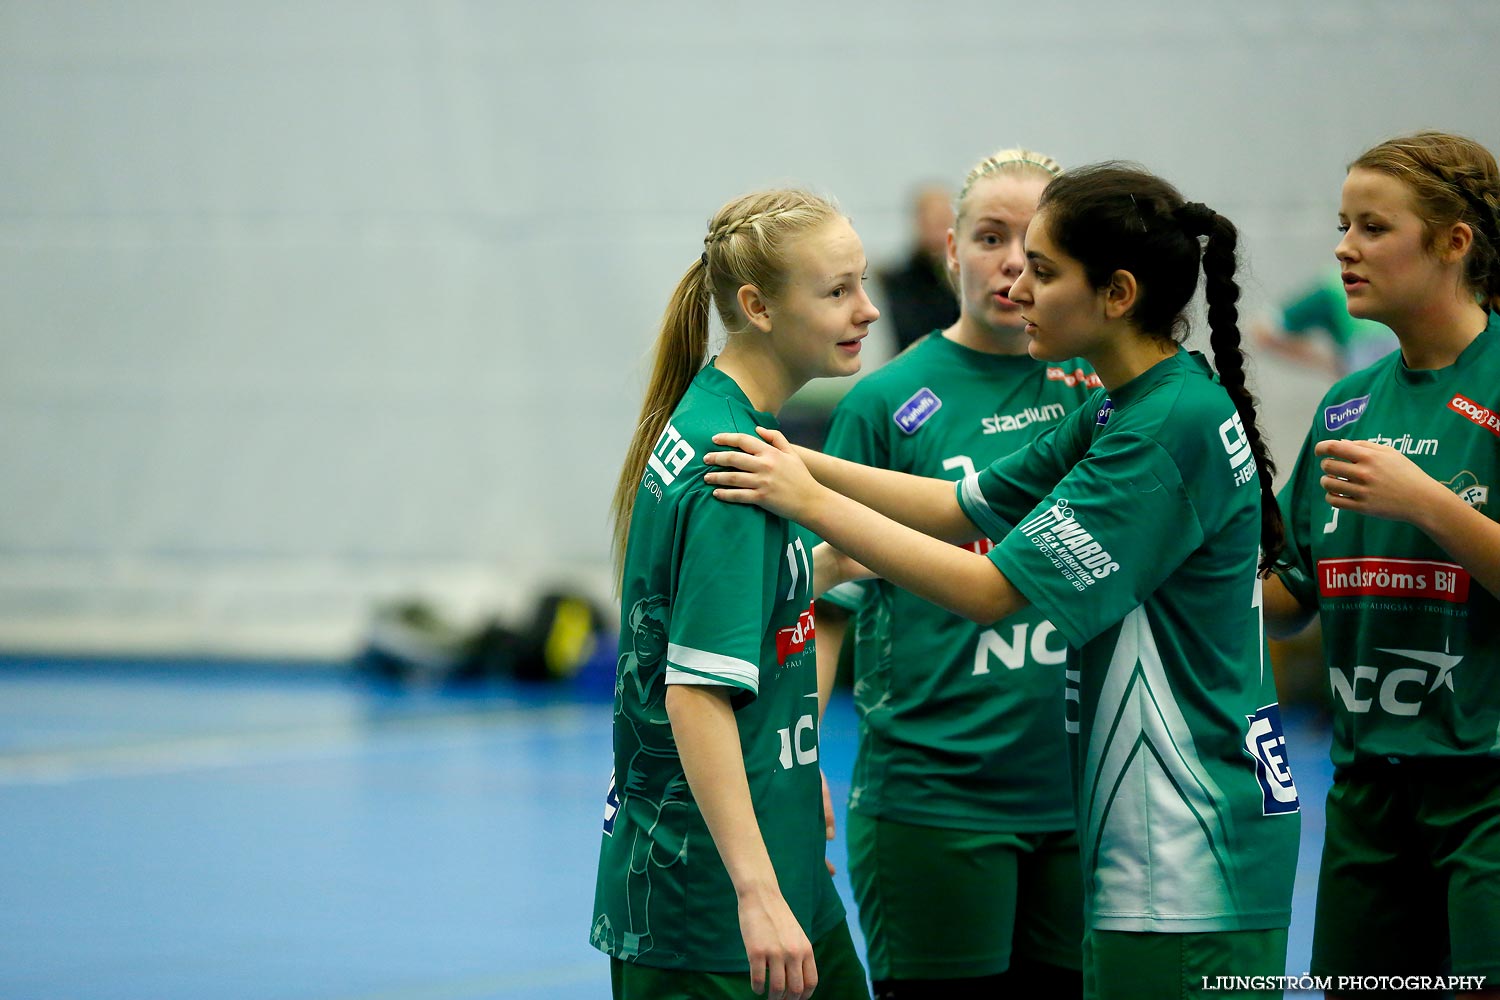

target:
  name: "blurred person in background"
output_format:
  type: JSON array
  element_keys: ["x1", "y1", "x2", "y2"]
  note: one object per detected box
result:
[
  {"x1": 816, "y1": 148, "x2": 1091, "y2": 999},
  {"x1": 876, "y1": 183, "x2": 960, "y2": 355},
  {"x1": 1251, "y1": 268, "x2": 1398, "y2": 378}
]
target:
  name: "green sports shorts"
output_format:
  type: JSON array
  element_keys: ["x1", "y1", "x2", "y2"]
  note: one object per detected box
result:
[
  {"x1": 1084, "y1": 927, "x2": 1289, "y2": 1000},
  {"x1": 610, "y1": 918, "x2": 869, "y2": 1000},
  {"x1": 846, "y1": 810, "x2": 1083, "y2": 979},
  {"x1": 1311, "y1": 756, "x2": 1500, "y2": 981}
]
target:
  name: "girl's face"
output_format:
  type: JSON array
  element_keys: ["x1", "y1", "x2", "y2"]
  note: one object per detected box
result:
[
  {"x1": 1009, "y1": 210, "x2": 1111, "y2": 362},
  {"x1": 1336, "y1": 167, "x2": 1453, "y2": 327},
  {"x1": 949, "y1": 174, "x2": 1050, "y2": 334},
  {"x1": 764, "y1": 217, "x2": 880, "y2": 382}
]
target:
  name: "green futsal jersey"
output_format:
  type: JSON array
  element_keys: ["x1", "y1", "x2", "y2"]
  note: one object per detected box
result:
[
  {"x1": 590, "y1": 363, "x2": 840, "y2": 971},
  {"x1": 957, "y1": 350, "x2": 1300, "y2": 932},
  {"x1": 821, "y1": 332, "x2": 1098, "y2": 831},
  {"x1": 1277, "y1": 311, "x2": 1500, "y2": 767}
]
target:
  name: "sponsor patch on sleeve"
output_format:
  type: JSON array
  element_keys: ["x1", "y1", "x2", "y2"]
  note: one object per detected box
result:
[
  {"x1": 893, "y1": 387, "x2": 942, "y2": 434},
  {"x1": 1244, "y1": 704, "x2": 1299, "y2": 816}
]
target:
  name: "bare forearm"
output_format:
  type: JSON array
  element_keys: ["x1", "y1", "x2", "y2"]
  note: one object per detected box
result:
[
  {"x1": 800, "y1": 485, "x2": 1024, "y2": 625},
  {"x1": 665, "y1": 685, "x2": 778, "y2": 895},
  {"x1": 795, "y1": 446, "x2": 980, "y2": 544},
  {"x1": 812, "y1": 602, "x2": 850, "y2": 720},
  {"x1": 1413, "y1": 492, "x2": 1500, "y2": 600}
]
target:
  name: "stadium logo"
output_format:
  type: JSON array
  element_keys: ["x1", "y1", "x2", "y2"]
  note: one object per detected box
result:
[
  {"x1": 1244, "y1": 704, "x2": 1299, "y2": 816},
  {"x1": 893, "y1": 388, "x2": 942, "y2": 434},
  {"x1": 1323, "y1": 394, "x2": 1369, "y2": 431},
  {"x1": 982, "y1": 403, "x2": 1066, "y2": 434},
  {"x1": 1366, "y1": 432, "x2": 1438, "y2": 456}
]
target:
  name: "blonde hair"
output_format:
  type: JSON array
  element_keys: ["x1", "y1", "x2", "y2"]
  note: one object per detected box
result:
[
  {"x1": 1352, "y1": 131, "x2": 1500, "y2": 310},
  {"x1": 609, "y1": 189, "x2": 842, "y2": 584},
  {"x1": 954, "y1": 147, "x2": 1063, "y2": 225}
]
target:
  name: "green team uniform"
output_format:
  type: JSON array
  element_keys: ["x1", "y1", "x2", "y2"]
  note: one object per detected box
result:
[
  {"x1": 956, "y1": 350, "x2": 1301, "y2": 940},
  {"x1": 590, "y1": 363, "x2": 853, "y2": 978},
  {"x1": 820, "y1": 332, "x2": 1098, "y2": 979},
  {"x1": 1276, "y1": 311, "x2": 1500, "y2": 978},
  {"x1": 821, "y1": 333, "x2": 1097, "y2": 831}
]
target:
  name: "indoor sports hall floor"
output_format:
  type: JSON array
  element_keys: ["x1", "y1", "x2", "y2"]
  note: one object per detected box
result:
[{"x1": 0, "y1": 656, "x2": 1332, "y2": 1000}]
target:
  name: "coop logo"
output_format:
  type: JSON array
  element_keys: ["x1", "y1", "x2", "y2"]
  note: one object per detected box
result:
[
  {"x1": 893, "y1": 388, "x2": 942, "y2": 434},
  {"x1": 982, "y1": 403, "x2": 1066, "y2": 435},
  {"x1": 1317, "y1": 557, "x2": 1470, "y2": 604},
  {"x1": 1095, "y1": 399, "x2": 1114, "y2": 426},
  {"x1": 1244, "y1": 704, "x2": 1299, "y2": 816},
  {"x1": 1017, "y1": 499, "x2": 1119, "y2": 590},
  {"x1": 776, "y1": 604, "x2": 816, "y2": 665},
  {"x1": 1329, "y1": 645, "x2": 1463, "y2": 717},
  {"x1": 1449, "y1": 394, "x2": 1500, "y2": 438},
  {"x1": 1323, "y1": 394, "x2": 1369, "y2": 431},
  {"x1": 602, "y1": 771, "x2": 620, "y2": 835},
  {"x1": 646, "y1": 422, "x2": 695, "y2": 485},
  {"x1": 1046, "y1": 366, "x2": 1104, "y2": 388}
]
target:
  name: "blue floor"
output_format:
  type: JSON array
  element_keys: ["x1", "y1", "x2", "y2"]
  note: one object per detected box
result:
[{"x1": 0, "y1": 657, "x2": 1333, "y2": 1000}]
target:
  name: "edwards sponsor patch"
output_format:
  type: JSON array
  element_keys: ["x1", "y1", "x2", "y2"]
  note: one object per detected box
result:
[
  {"x1": 1323, "y1": 394, "x2": 1369, "y2": 432},
  {"x1": 1017, "y1": 499, "x2": 1119, "y2": 591},
  {"x1": 893, "y1": 388, "x2": 942, "y2": 434},
  {"x1": 1317, "y1": 557, "x2": 1470, "y2": 603}
]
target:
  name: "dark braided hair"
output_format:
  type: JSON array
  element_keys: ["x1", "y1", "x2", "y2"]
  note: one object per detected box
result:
[{"x1": 1037, "y1": 163, "x2": 1284, "y2": 572}]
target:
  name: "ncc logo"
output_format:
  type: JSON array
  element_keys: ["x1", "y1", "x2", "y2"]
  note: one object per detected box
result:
[{"x1": 1244, "y1": 704, "x2": 1299, "y2": 816}]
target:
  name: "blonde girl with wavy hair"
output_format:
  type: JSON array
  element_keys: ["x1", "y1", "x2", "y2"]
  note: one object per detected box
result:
[{"x1": 592, "y1": 189, "x2": 878, "y2": 1000}]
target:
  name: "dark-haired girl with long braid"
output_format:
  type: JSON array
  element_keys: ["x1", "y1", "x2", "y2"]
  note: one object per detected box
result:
[
  {"x1": 703, "y1": 164, "x2": 1300, "y2": 998},
  {"x1": 591, "y1": 188, "x2": 876, "y2": 1000},
  {"x1": 1264, "y1": 132, "x2": 1500, "y2": 998}
]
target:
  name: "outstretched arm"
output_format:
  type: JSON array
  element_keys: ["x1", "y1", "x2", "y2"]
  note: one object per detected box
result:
[
  {"x1": 1317, "y1": 438, "x2": 1500, "y2": 599},
  {"x1": 791, "y1": 444, "x2": 983, "y2": 545},
  {"x1": 666, "y1": 685, "x2": 817, "y2": 999},
  {"x1": 705, "y1": 429, "x2": 1027, "y2": 625}
]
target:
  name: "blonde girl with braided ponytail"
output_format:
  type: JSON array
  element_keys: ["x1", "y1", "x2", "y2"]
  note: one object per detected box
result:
[
  {"x1": 593, "y1": 189, "x2": 878, "y2": 1000},
  {"x1": 1264, "y1": 132, "x2": 1500, "y2": 999},
  {"x1": 704, "y1": 163, "x2": 1302, "y2": 998}
]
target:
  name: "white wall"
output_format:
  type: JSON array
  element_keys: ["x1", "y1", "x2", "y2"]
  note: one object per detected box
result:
[{"x1": 3, "y1": 1, "x2": 1498, "y2": 655}]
